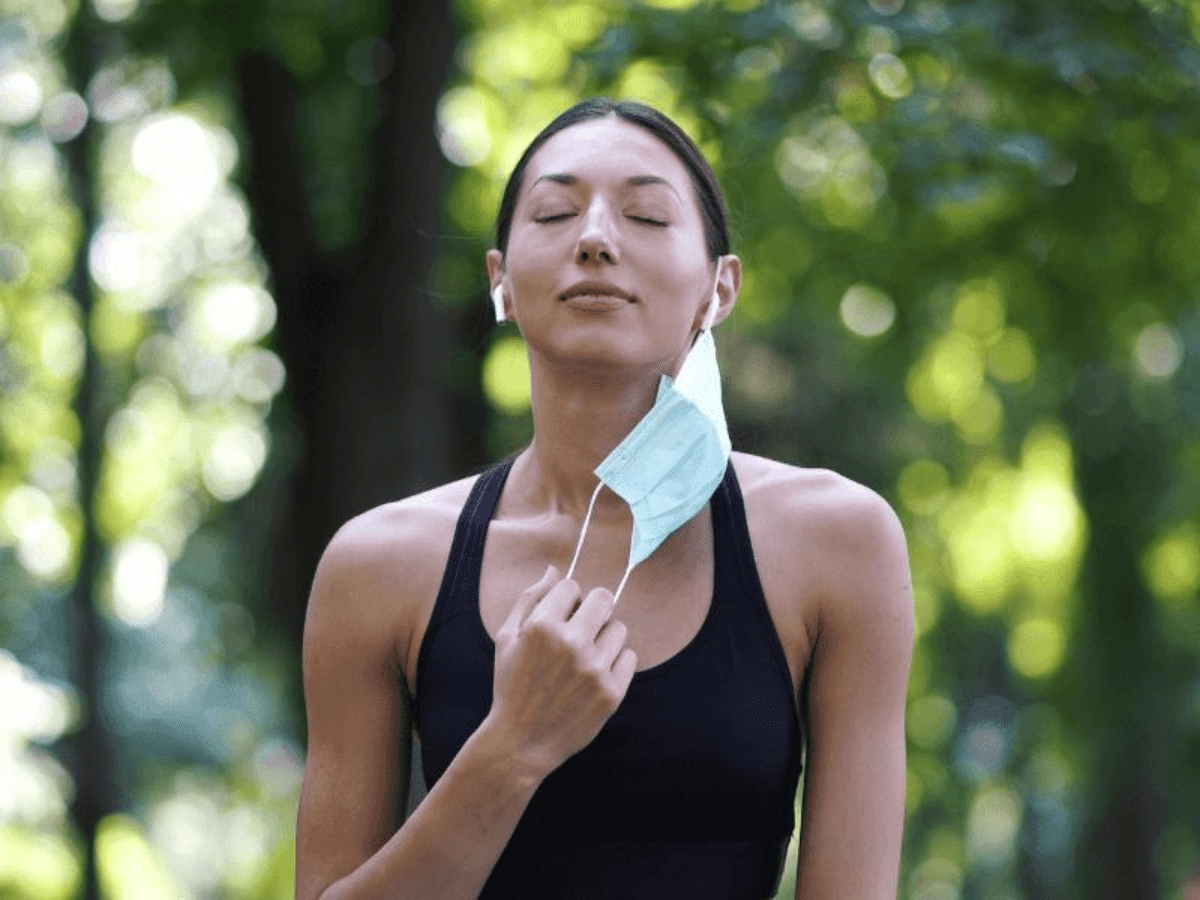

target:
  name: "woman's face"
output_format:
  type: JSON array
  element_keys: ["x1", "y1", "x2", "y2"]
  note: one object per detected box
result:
[{"x1": 489, "y1": 117, "x2": 722, "y2": 376}]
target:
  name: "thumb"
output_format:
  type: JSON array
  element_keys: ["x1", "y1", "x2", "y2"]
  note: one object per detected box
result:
[{"x1": 497, "y1": 564, "x2": 559, "y2": 639}]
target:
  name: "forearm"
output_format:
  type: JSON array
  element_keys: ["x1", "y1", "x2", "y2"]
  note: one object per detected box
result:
[{"x1": 317, "y1": 717, "x2": 544, "y2": 900}]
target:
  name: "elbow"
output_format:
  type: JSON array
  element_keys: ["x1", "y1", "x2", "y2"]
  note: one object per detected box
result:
[
  {"x1": 303, "y1": 876, "x2": 345, "y2": 900},
  {"x1": 309, "y1": 873, "x2": 397, "y2": 900}
]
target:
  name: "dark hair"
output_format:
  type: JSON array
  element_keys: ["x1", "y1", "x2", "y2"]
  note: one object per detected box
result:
[{"x1": 494, "y1": 98, "x2": 730, "y2": 261}]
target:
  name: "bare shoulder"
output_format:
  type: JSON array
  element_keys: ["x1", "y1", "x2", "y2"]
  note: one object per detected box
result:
[
  {"x1": 304, "y1": 473, "x2": 481, "y2": 684},
  {"x1": 732, "y1": 451, "x2": 900, "y2": 528},
  {"x1": 731, "y1": 452, "x2": 913, "y2": 635}
]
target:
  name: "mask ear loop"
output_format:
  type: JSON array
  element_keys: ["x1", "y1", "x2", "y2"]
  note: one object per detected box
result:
[
  {"x1": 566, "y1": 480, "x2": 605, "y2": 580},
  {"x1": 700, "y1": 268, "x2": 722, "y2": 333},
  {"x1": 612, "y1": 558, "x2": 635, "y2": 606},
  {"x1": 700, "y1": 288, "x2": 719, "y2": 332},
  {"x1": 565, "y1": 480, "x2": 636, "y2": 607}
]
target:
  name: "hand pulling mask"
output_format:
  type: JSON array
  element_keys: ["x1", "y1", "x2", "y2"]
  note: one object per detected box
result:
[{"x1": 566, "y1": 280, "x2": 732, "y2": 603}]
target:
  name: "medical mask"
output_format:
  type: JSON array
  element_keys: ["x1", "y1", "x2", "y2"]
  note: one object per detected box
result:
[{"x1": 566, "y1": 284, "x2": 731, "y2": 603}]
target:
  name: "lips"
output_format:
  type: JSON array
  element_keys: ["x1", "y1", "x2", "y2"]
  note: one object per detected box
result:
[{"x1": 559, "y1": 281, "x2": 635, "y2": 309}]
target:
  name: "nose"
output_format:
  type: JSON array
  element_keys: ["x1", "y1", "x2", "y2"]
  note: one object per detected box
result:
[{"x1": 575, "y1": 201, "x2": 619, "y2": 265}]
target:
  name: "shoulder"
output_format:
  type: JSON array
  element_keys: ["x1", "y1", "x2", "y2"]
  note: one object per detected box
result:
[
  {"x1": 732, "y1": 451, "x2": 905, "y2": 557},
  {"x1": 315, "y1": 473, "x2": 479, "y2": 587},
  {"x1": 304, "y1": 472, "x2": 482, "y2": 679},
  {"x1": 731, "y1": 452, "x2": 913, "y2": 636}
]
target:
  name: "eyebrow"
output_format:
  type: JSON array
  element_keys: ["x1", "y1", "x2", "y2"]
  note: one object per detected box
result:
[{"x1": 532, "y1": 173, "x2": 679, "y2": 193}]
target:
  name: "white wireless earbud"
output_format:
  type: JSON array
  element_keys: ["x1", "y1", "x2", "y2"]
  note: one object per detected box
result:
[{"x1": 491, "y1": 284, "x2": 507, "y2": 323}]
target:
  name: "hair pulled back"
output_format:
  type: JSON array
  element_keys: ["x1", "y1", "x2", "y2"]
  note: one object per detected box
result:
[{"x1": 494, "y1": 98, "x2": 731, "y2": 262}]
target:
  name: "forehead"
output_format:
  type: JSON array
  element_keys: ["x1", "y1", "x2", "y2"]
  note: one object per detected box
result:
[{"x1": 523, "y1": 117, "x2": 695, "y2": 196}]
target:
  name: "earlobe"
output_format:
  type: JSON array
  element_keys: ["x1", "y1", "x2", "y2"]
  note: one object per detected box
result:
[
  {"x1": 713, "y1": 255, "x2": 742, "y2": 327},
  {"x1": 701, "y1": 255, "x2": 741, "y2": 331}
]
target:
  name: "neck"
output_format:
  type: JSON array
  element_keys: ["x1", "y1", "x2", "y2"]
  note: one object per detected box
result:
[{"x1": 514, "y1": 356, "x2": 667, "y2": 520}]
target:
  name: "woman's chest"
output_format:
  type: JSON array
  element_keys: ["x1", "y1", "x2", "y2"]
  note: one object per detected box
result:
[{"x1": 478, "y1": 510, "x2": 717, "y2": 673}]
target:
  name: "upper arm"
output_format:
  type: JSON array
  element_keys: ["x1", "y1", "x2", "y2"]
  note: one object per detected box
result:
[
  {"x1": 793, "y1": 484, "x2": 915, "y2": 900},
  {"x1": 294, "y1": 516, "x2": 416, "y2": 900}
]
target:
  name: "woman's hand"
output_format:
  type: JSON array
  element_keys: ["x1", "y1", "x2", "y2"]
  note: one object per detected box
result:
[{"x1": 486, "y1": 565, "x2": 638, "y2": 778}]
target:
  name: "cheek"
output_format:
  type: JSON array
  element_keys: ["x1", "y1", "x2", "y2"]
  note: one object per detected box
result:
[
  {"x1": 631, "y1": 243, "x2": 711, "y2": 300},
  {"x1": 504, "y1": 237, "x2": 558, "y2": 287}
]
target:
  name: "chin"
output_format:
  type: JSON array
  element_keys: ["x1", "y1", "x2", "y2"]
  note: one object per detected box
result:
[{"x1": 531, "y1": 334, "x2": 656, "y2": 374}]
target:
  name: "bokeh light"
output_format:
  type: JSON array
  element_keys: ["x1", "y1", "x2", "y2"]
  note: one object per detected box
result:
[
  {"x1": 483, "y1": 335, "x2": 532, "y2": 414},
  {"x1": 1143, "y1": 524, "x2": 1200, "y2": 608},
  {"x1": 840, "y1": 283, "x2": 895, "y2": 338},
  {"x1": 966, "y1": 784, "x2": 1022, "y2": 866},
  {"x1": 0, "y1": 68, "x2": 44, "y2": 125},
  {"x1": 111, "y1": 538, "x2": 170, "y2": 626},
  {"x1": 1133, "y1": 322, "x2": 1183, "y2": 379}
]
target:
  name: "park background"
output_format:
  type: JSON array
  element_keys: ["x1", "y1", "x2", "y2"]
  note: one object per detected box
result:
[{"x1": 2, "y1": 0, "x2": 1200, "y2": 897}]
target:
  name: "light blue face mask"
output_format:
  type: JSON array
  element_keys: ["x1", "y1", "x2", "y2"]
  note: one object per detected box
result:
[{"x1": 565, "y1": 284, "x2": 731, "y2": 603}]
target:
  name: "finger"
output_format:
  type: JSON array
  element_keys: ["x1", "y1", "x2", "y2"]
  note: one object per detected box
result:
[
  {"x1": 609, "y1": 647, "x2": 638, "y2": 694},
  {"x1": 523, "y1": 576, "x2": 581, "y2": 628},
  {"x1": 497, "y1": 565, "x2": 558, "y2": 637},
  {"x1": 593, "y1": 617, "x2": 628, "y2": 668},
  {"x1": 569, "y1": 587, "x2": 616, "y2": 642}
]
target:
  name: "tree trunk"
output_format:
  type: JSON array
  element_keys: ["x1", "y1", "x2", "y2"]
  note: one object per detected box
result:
[
  {"x1": 1067, "y1": 392, "x2": 1168, "y2": 900},
  {"x1": 235, "y1": 0, "x2": 474, "y2": 727},
  {"x1": 62, "y1": 7, "x2": 116, "y2": 898}
]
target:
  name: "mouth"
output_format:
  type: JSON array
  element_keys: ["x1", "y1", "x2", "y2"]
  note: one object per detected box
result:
[{"x1": 559, "y1": 282, "x2": 636, "y2": 308}]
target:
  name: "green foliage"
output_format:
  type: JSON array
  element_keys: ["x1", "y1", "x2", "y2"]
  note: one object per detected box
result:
[
  {"x1": 1, "y1": 0, "x2": 297, "y2": 896},
  {"x1": 443, "y1": 0, "x2": 1200, "y2": 895},
  {"x1": 5, "y1": 0, "x2": 1200, "y2": 896}
]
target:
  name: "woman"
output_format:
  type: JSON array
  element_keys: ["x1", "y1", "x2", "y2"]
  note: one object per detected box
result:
[{"x1": 295, "y1": 98, "x2": 914, "y2": 900}]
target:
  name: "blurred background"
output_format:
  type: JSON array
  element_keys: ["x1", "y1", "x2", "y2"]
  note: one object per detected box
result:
[{"x1": 2, "y1": 0, "x2": 1199, "y2": 897}]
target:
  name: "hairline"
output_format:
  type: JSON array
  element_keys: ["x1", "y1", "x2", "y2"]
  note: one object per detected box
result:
[{"x1": 494, "y1": 101, "x2": 730, "y2": 261}]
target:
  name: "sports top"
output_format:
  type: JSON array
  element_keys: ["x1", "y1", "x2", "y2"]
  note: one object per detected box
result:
[{"x1": 413, "y1": 458, "x2": 805, "y2": 899}]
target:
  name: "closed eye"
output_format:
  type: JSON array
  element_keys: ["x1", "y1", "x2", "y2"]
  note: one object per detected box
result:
[
  {"x1": 535, "y1": 213, "x2": 575, "y2": 224},
  {"x1": 628, "y1": 215, "x2": 668, "y2": 226}
]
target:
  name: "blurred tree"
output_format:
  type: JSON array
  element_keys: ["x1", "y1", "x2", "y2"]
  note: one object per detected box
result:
[
  {"x1": 440, "y1": 0, "x2": 1200, "y2": 896},
  {"x1": 5, "y1": 0, "x2": 1200, "y2": 897},
  {"x1": 226, "y1": 1, "x2": 485, "y2": 680},
  {"x1": 123, "y1": 0, "x2": 487, "y2": 711},
  {"x1": 3, "y1": 0, "x2": 473, "y2": 894},
  {"x1": 60, "y1": 6, "x2": 116, "y2": 900}
]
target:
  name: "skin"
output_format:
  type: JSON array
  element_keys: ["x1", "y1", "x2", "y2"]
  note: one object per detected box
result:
[{"x1": 295, "y1": 116, "x2": 915, "y2": 900}]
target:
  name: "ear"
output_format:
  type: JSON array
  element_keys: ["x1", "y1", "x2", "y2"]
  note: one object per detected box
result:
[
  {"x1": 485, "y1": 249, "x2": 510, "y2": 322},
  {"x1": 696, "y1": 255, "x2": 742, "y2": 331}
]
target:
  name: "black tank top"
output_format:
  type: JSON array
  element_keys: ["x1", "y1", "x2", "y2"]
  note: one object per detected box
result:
[{"x1": 414, "y1": 459, "x2": 805, "y2": 899}]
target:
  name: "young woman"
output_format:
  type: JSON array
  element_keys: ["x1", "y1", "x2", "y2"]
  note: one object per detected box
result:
[{"x1": 295, "y1": 98, "x2": 914, "y2": 900}]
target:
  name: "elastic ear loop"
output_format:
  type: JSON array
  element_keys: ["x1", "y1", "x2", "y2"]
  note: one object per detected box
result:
[
  {"x1": 565, "y1": 479, "x2": 637, "y2": 606},
  {"x1": 566, "y1": 480, "x2": 604, "y2": 581},
  {"x1": 700, "y1": 279, "x2": 720, "y2": 332}
]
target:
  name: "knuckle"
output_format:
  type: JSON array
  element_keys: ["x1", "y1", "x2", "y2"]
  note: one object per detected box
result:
[
  {"x1": 581, "y1": 665, "x2": 606, "y2": 692},
  {"x1": 523, "y1": 617, "x2": 557, "y2": 643},
  {"x1": 565, "y1": 631, "x2": 590, "y2": 656}
]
